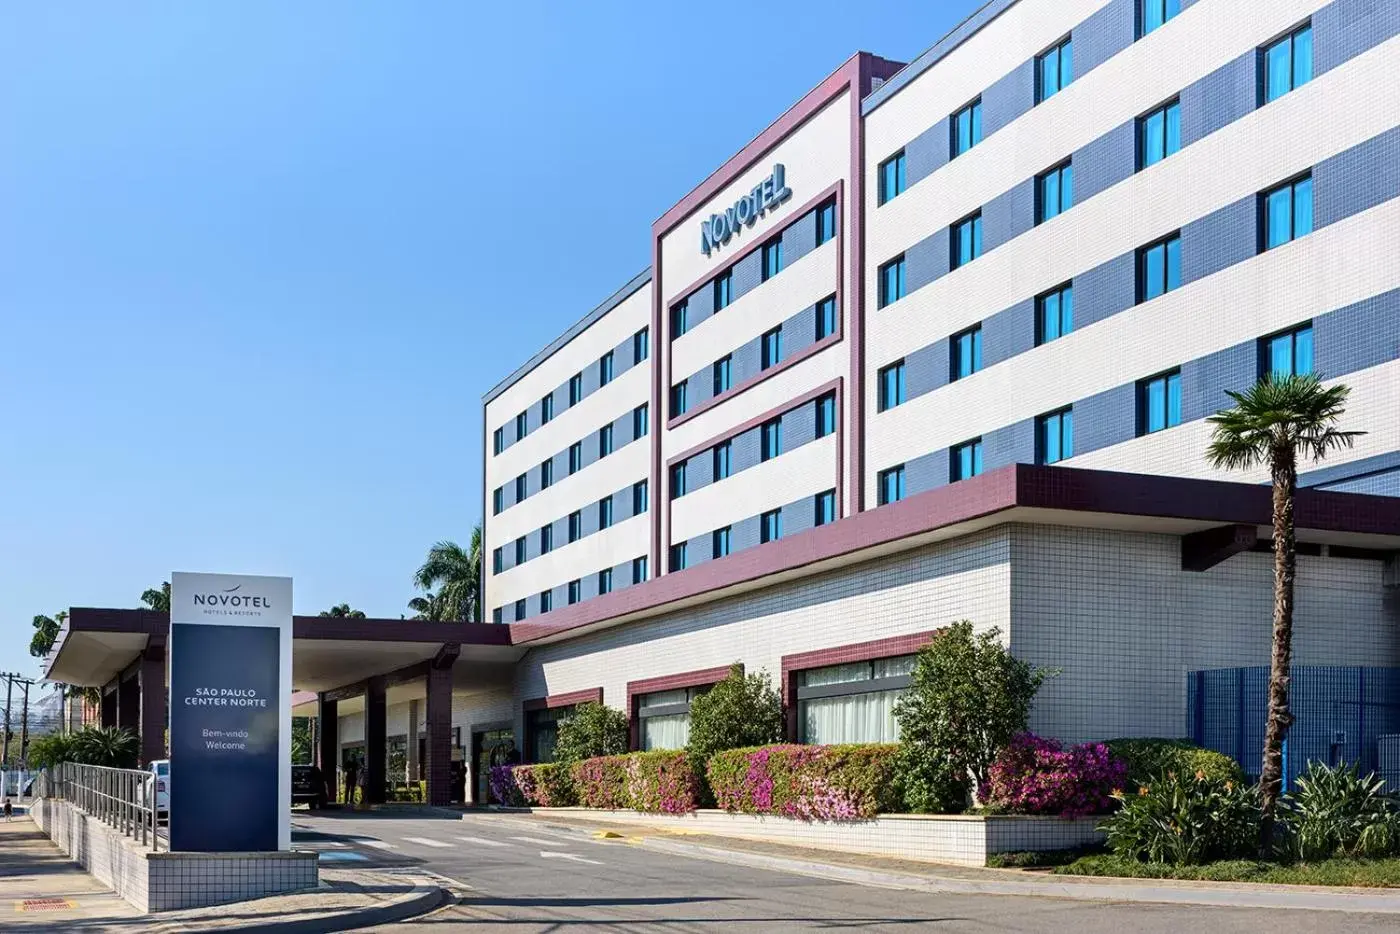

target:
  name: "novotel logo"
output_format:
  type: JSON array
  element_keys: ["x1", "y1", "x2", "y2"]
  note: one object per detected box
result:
[
  {"x1": 699, "y1": 163, "x2": 792, "y2": 257},
  {"x1": 193, "y1": 585, "x2": 272, "y2": 609}
]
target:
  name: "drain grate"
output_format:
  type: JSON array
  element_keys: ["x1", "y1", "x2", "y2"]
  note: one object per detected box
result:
[{"x1": 16, "y1": 898, "x2": 77, "y2": 912}]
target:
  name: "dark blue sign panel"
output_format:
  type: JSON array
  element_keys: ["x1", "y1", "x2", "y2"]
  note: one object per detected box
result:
[{"x1": 169, "y1": 623, "x2": 280, "y2": 852}]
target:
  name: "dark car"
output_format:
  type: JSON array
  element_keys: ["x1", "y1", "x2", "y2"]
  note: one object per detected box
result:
[{"x1": 292, "y1": 765, "x2": 327, "y2": 809}]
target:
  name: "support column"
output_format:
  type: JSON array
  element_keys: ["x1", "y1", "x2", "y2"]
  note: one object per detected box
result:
[
  {"x1": 407, "y1": 700, "x2": 420, "y2": 783},
  {"x1": 100, "y1": 682, "x2": 118, "y2": 728},
  {"x1": 138, "y1": 636, "x2": 167, "y2": 766},
  {"x1": 317, "y1": 694, "x2": 338, "y2": 803},
  {"x1": 117, "y1": 674, "x2": 140, "y2": 734},
  {"x1": 364, "y1": 677, "x2": 387, "y2": 805},
  {"x1": 425, "y1": 644, "x2": 459, "y2": 807}
]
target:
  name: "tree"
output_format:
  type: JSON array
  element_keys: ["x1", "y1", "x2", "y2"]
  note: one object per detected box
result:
[
  {"x1": 686, "y1": 664, "x2": 783, "y2": 777},
  {"x1": 29, "y1": 611, "x2": 67, "y2": 658},
  {"x1": 894, "y1": 622, "x2": 1048, "y2": 814},
  {"x1": 1206, "y1": 373, "x2": 1362, "y2": 850},
  {"x1": 411, "y1": 525, "x2": 483, "y2": 621},
  {"x1": 292, "y1": 717, "x2": 314, "y2": 764},
  {"x1": 318, "y1": 604, "x2": 366, "y2": 618},
  {"x1": 140, "y1": 582, "x2": 171, "y2": 612},
  {"x1": 553, "y1": 702, "x2": 629, "y2": 767},
  {"x1": 407, "y1": 594, "x2": 436, "y2": 620}
]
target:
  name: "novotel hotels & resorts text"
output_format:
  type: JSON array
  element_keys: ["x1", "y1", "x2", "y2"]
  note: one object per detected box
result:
[{"x1": 699, "y1": 163, "x2": 792, "y2": 255}]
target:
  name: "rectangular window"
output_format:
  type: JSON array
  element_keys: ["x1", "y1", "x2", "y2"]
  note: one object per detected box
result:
[
  {"x1": 539, "y1": 590, "x2": 552, "y2": 614},
  {"x1": 540, "y1": 393, "x2": 554, "y2": 425},
  {"x1": 492, "y1": 487, "x2": 503, "y2": 515},
  {"x1": 598, "y1": 568, "x2": 612, "y2": 595},
  {"x1": 814, "y1": 489, "x2": 836, "y2": 526},
  {"x1": 492, "y1": 547, "x2": 503, "y2": 574},
  {"x1": 633, "y1": 403, "x2": 648, "y2": 438},
  {"x1": 540, "y1": 524, "x2": 553, "y2": 554},
  {"x1": 815, "y1": 201, "x2": 837, "y2": 246},
  {"x1": 878, "y1": 360, "x2": 906, "y2": 412},
  {"x1": 670, "y1": 462, "x2": 687, "y2": 499},
  {"x1": 1037, "y1": 36, "x2": 1074, "y2": 103},
  {"x1": 1263, "y1": 324, "x2": 1314, "y2": 378},
  {"x1": 1037, "y1": 161, "x2": 1074, "y2": 223},
  {"x1": 540, "y1": 459, "x2": 553, "y2": 490},
  {"x1": 1138, "y1": 369, "x2": 1183, "y2": 435},
  {"x1": 632, "y1": 555, "x2": 648, "y2": 584},
  {"x1": 568, "y1": 373, "x2": 583, "y2": 406},
  {"x1": 815, "y1": 392, "x2": 836, "y2": 438},
  {"x1": 1263, "y1": 23, "x2": 1313, "y2": 104},
  {"x1": 797, "y1": 654, "x2": 916, "y2": 744},
  {"x1": 713, "y1": 526, "x2": 731, "y2": 559},
  {"x1": 815, "y1": 295, "x2": 837, "y2": 340},
  {"x1": 1037, "y1": 284, "x2": 1074, "y2": 345},
  {"x1": 713, "y1": 355, "x2": 732, "y2": 395},
  {"x1": 1038, "y1": 408, "x2": 1074, "y2": 465},
  {"x1": 633, "y1": 479, "x2": 648, "y2": 514},
  {"x1": 713, "y1": 441, "x2": 732, "y2": 481},
  {"x1": 761, "y1": 327, "x2": 783, "y2": 370},
  {"x1": 1262, "y1": 174, "x2": 1314, "y2": 251},
  {"x1": 761, "y1": 237, "x2": 784, "y2": 281},
  {"x1": 952, "y1": 213, "x2": 983, "y2": 269},
  {"x1": 952, "y1": 438, "x2": 984, "y2": 482},
  {"x1": 760, "y1": 418, "x2": 782, "y2": 462},
  {"x1": 638, "y1": 686, "x2": 708, "y2": 751},
  {"x1": 670, "y1": 382, "x2": 688, "y2": 417},
  {"x1": 878, "y1": 255, "x2": 906, "y2": 308},
  {"x1": 879, "y1": 150, "x2": 906, "y2": 205},
  {"x1": 514, "y1": 598, "x2": 525, "y2": 620},
  {"x1": 1138, "y1": 234, "x2": 1182, "y2": 302},
  {"x1": 598, "y1": 351, "x2": 614, "y2": 387},
  {"x1": 669, "y1": 542, "x2": 688, "y2": 572},
  {"x1": 568, "y1": 441, "x2": 582, "y2": 474},
  {"x1": 514, "y1": 473, "x2": 526, "y2": 502},
  {"x1": 878, "y1": 465, "x2": 905, "y2": 506},
  {"x1": 493, "y1": 427, "x2": 504, "y2": 455},
  {"x1": 515, "y1": 411, "x2": 527, "y2": 439},
  {"x1": 568, "y1": 511, "x2": 582, "y2": 543},
  {"x1": 1138, "y1": 99, "x2": 1181, "y2": 169},
  {"x1": 492, "y1": 607, "x2": 502, "y2": 625},
  {"x1": 1140, "y1": 0, "x2": 1181, "y2": 36},
  {"x1": 760, "y1": 508, "x2": 782, "y2": 544},
  {"x1": 951, "y1": 98, "x2": 983, "y2": 158},
  {"x1": 514, "y1": 536, "x2": 525, "y2": 565},
  {"x1": 598, "y1": 424, "x2": 613, "y2": 458},
  {"x1": 633, "y1": 327, "x2": 649, "y2": 363},
  {"x1": 671, "y1": 301, "x2": 689, "y2": 338},
  {"x1": 567, "y1": 580, "x2": 581, "y2": 605},
  {"x1": 598, "y1": 496, "x2": 613, "y2": 530},
  {"x1": 714, "y1": 271, "x2": 733, "y2": 311},
  {"x1": 951, "y1": 326, "x2": 983, "y2": 381}
]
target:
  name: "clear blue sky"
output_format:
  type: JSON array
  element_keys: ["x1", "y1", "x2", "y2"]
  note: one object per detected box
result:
[{"x1": 0, "y1": 0, "x2": 968, "y2": 679}]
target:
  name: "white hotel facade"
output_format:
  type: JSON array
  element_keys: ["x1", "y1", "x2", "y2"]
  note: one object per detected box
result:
[{"x1": 475, "y1": 0, "x2": 1400, "y2": 768}]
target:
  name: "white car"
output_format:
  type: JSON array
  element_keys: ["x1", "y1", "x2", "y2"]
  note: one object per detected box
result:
[{"x1": 148, "y1": 759, "x2": 169, "y2": 818}]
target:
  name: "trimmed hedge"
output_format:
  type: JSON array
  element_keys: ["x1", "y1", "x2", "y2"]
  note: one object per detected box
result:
[
  {"x1": 571, "y1": 751, "x2": 699, "y2": 814},
  {"x1": 707, "y1": 743, "x2": 901, "y2": 821},
  {"x1": 488, "y1": 763, "x2": 575, "y2": 807},
  {"x1": 1104, "y1": 738, "x2": 1242, "y2": 786}
]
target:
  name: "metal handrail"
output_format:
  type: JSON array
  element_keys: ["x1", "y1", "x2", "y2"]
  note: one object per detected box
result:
[{"x1": 41, "y1": 762, "x2": 163, "y2": 851}]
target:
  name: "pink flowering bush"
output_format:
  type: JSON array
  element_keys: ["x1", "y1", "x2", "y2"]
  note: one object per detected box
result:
[
  {"x1": 488, "y1": 765, "x2": 523, "y2": 806},
  {"x1": 570, "y1": 751, "x2": 700, "y2": 813},
  {"x1": 707, "y1": 743, "x2": 900, "y2": 821},
  {"x1": 979, "y1": 733, "x2": 1126, "y2": 818},
  {"x1": 489, "y1": 763, "x2": 574, "y2": 807}
]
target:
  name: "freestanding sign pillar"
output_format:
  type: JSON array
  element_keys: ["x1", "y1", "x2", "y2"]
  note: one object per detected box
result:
[{"x1": 169, "y1": 572, "x2": 292, "y2": 852}]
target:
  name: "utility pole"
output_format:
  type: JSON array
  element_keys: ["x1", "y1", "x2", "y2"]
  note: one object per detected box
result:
[
  {"x1": 2, "y1": 673, "x2": 13, "y2": 766},
  {"x1": 19, "y1": 677, "x2": 34, "y2": 767}
]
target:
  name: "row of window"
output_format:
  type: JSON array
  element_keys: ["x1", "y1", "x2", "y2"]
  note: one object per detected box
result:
[
  {"x1": 493, "y1": 404, "x2": 650, "y2": 516},
  {"x1": 491, "y1": 554, "x2": 652, "y2": 624},
  {"x1": 670, "y1": 392, "x2": 837, "y2": 499},
  {"x1": 669, "y1": 489, "x2": 838, "y2": 571},
  {"x1": 492, "y1": 480, "x2": 650, "y2": 576}
]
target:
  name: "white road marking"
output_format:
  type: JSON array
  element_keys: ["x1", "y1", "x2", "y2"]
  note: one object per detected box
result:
[
  {"x1": 356, "y1": 839, "x2": 398, "y2": 850},
  {"x1": 403, "y1": 836, "x2": 455, "y2": 849},
  {"x1": 457, "y1": 835, "x2": 513, "y2": 847},
  {"x1": 511, "y1": 835, "x2": 567, "y2": 848},
  {"x1": 540, "y1": 851, "x2": 603, "y2": 865},
  {"x1": 303, "y1": 841, "x2": 347, "y2": 848}
]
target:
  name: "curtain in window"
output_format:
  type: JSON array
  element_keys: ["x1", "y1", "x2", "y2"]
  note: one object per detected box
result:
[
  {"x1": 800, "y1": 688, "x2": 905, "y2": 744},
  {"x1": 641, "y1": 713, "x2": 690, "y2": 751}
]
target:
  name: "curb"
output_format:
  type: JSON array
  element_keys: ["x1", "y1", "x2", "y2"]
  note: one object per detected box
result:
[{"x1": 146, "y1": 884, "x2": 448, "y2": 934}]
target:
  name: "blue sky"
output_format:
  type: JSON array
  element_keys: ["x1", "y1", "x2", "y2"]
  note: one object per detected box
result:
[{"x1": 0, "y1": 0, "x2": 969, "y2": 678}]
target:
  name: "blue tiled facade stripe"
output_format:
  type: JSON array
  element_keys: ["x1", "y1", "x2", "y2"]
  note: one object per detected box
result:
[
  {"x1": 679, "y1": 487, "x2": 834, "y2": 574},
  {"x1": 496, "y1": 475, "x2": 645, "y2": 579},
  {"x1": 731, "y1": 250, "x2": 763, "y2": 305},
  {"x1": 1318, "y1": 470, "x2": 1400, "y2": 497},
  {"x1": 684, "y1": 273, "x2": 718, "y2": 332},
  {"x1": 1314, "y1": 125, "x2": 1400, "y2": 230},
  {"x1": 730, "y1": 426, "x2": 763, "y2": 476},
  {"x1": 495, "y1": 418, "x2": 644, "y2": 514},
  {"x1": 1304, "y1": 452, "x2": 1400, "y2": 495},
  {"x1": 981, "y1": 177, "x2": 1036, "y2": 255},
  {"x1": 1071, "y1": 0, "x2": 1137, "y2": 83},
  {"x1": 679, "y1": 391, "x2": 830, "y2": 496},
  {"x1": 1072, "y1": 253, "x2": 1136, "y2": 331},
  {"x1": 1179, "y1": 52, "x2": 1254, "y2": 149},
  {"x1": 1179, "y1": 195, "x2": 1256, "y2": 287},
  {"x1": 1314, "y1": 0, "x2": 1400, "y2": 78},
  {"x1": 783, "y1": 205, "x2": 818, "y2": 265},
  {"x1": 1071, "y1": 383, "x2": 1138, "y2": 457},
  {"x1": 1178, "y1": 341, "x2": 1255, "y2": 425},
  {"x1": 904, "y1": 227, "x2": 948, "y2": 294},
  {"x1": 904, "y1": 338, "x2": 949, "y2": 399},
  {"x1": 981, "y1": 298, "x2": 1036, "y2": 370},
  {"x1": 1314, "y1": 289, "x2": 1400, "y2": 380},
  {"x1": 905, "y1": 448, "x2": 950, "y2": 498},
  {"x1": 982, "y1": 419, "x2": 1036, "y2": 475},
  {"x1": 1073, "y1": 120, "x2": 1135, "y2": 206},
  {"x1": 674, "y1": 298, "x2": 838, "y2": 408},
  {"x1": 903, "y1": 118, "x2": 951, "y2": 189},
  {"x1": 978, "y1": 59, "x2": 1036, "y2": 144}
]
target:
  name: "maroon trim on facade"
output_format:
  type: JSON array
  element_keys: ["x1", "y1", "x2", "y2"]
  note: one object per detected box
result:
[
  {"x1": 1182, "y1": 524, "x2": 1259, "y2": 572},
  {"x1": 625, "y1": 664, "x2": 735, "y2": 751},
  {"x1": 60, "y1": 609, "x2": 514, "y2": 646},
  {"x1": 522, "y1": 687, "x2": 603, "y2": 712},
  {"x1": 780, "y1": 631, "x2": 938, "y2": 741}
]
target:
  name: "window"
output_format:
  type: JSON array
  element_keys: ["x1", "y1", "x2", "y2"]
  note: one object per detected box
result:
[
  {"x1": 514, "y1": 473, "x2": 526, "y2": 502},
  {"x1": 761, "y1": 327, "x2": 783, "y2": 370},
  {"x1": 952, "y1": 213, "x2": 983, "y2": 269},
  {"x1": 815, "y1": 295, "x2": 837, "y2": 340},
  {"x1": 713, "y1": 526, "x2": 731, "y2": 558},
  {"x1": 1138, "y1": 370, "x2": 1182, "y2": 435},
  {"x1": 760, "y1": 508, "x2": 783, "y2": 544},
  {"x1": 1263, "y1": 324, "x2": 1314, "y2": 378},
  {"x1": 1263, "y1": 23, "x2": 1313, "y2": 104},
  {"x1": 526, "y1": 704, "x2": 572, "y2": 763},
  {"x1": 878, "y1": 360, "x2": 906, "y2": 412},
  {"x1": 568, "y1": 511, "x2": 582, "y2": 543},
  {"x1": 670, "y1": 542, "x2": 688, "y2": 572},
  {"x1": 670, "y1": 462, "x2": 687, "y2": 499},
  {"x1": 598, "y1": 568, "x2": 612, "y2": 595},
  {"x1": 540, "y1": 524, "x2": 553, "y2": 554},
  {"x1": 797, "y1": 655, "x2": 916, "y2": 744},
  {"x1": 713, "y1": 355, "x2": 732, "y2": 395},
  {"x1": 492, "y1": 547, "x2": 503, "y2": 574},
  {"x1": 515, "y1": 411, "x2": 527, "y2": 439},
  {"x1": 598, "y1": 424, "x2": 613, "y2": 458},
  {"x1": 540, "y1": 393, "x2": 554, "y2": 425},
  {"x1": 1037, "y1": 36, "x2": 1074, "y2": 103},
  {"x1": 632, "y1": 555, "x2": 648, "y2": 584},
  {"x1": 815, "y1": 392, "x2": 836, "y2": 439},
  {"x1": 671, "y1": 301, "x2": 689, "y2": 338},
  {"x1": 814, "y1": 489, "x2": 837, "y2": 526},
  {"x1": 1140, "y1": 0, "x2": 1181, "y2": 36},
  {"x1": 1138, "y1": 234, "x2": 1182, "y2": 302},
  {"x1": 761, "y1": 237, "x2": 784, "y2": 281},
  {"x1": 1038, "y1": 408, "x2": 1074, "y2": 465},
  {"x1": 1262, "y1": 175, "x2": 1313, "y2": 251},
  {"x1": 568, "y1": 373, "x2": 583, "y2": 406},
  {"x1": 540, "y1": 459, "x2": 553, "y2": 490},
  {"x1": 492, "y1": 607, "x2": 502, "y2": 624},
  {"x1": 1037, "y1": 284, "x2": 1074, "y2": 344},
  {"x1": 539, "y1": 590, "x2": 552, "y2": 614},
  {"x1": 633, "y1": 403, "x2": 648, "y2": 438},
  {"x1": 714, "y1": 271, "x2": 733, "y2": 311},
  {"x1": 514, "y1": 536, "x2": 525, "y2": 565},
  {"x1": 879, "y1": 255, "x2": 906, "y2": 308},
  {"x1": 760, "y1": 418, "x2": 782, "y2": 462},
  {"x1": 598, "y1": 496, "x2": 613, "y2": 530},
  {"x1": 1037, "y1": 161, "x2": 1074, "y2": 223},
  {"x1": 598, "y1": 351, "x2": 614, "y2": 386},
  {"x1": 567, "y1": 580, "x2": 581, "y2": 605},
  {"x1": 568, "y1": 441, "x2": 582, "y2": 474},
  {"x1": 633, "y1": 479, "x2": 649, "y2": 514},
  {"x1": 633, "y1": 327, "x2": 649, "y2": 363},
  {"x1": 713, "y1": 441, "x2": 732, "y2": 480},
  {"x1": 816, "y1": 201, "x2": 837, "y2": 246},
  {"x1": 492, "y1": 487, "x2": 503, "y2": 515},
  {"x1": 951, "y1": 326, "x2": 982, "y2": 381},
  {"x1": 879, "y1": 151, "x2": 906, "y2": 205},
  {"x1": 952, "y1": 438, "x2": 984, "y2": 481},
  {"x1": 878, "y1": 465, "x2": 905, "y2": 506},
  {"x1": 670, "y1": 381, "x2": 688, "y2": 417},
  {"x1": 493, "y1": 427, "x2": 504, "y2": 455},
  {"x1": 952, "y1": 98, "x2": 983, "y2": 158},
  {"x1": 638, "y1": 686, "x2": 708, "y2": 751},
  {"x1": 514, "y1": 598, "x2": 526, "y2": 620},
  {"x1": 1138, "y1": 99, "x2": 1181, "y2": 169}
]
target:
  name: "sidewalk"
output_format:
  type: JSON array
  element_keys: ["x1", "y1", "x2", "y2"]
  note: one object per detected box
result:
[{"x1": 1, "y1": 809, "x2": 449, "y2": 932}]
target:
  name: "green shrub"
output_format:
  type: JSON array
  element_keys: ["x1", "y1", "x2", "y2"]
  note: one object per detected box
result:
[
  {"x1": 1281, "y1": 761, "x2": 1400, "y2": 861},
  {"x1": 569, "y1": 751, "x2": 699, "y2": 813},
  {"x1": 1104, "y1": 738, "x2": 1242, "y2": 787},
  {"x1": 511, "y1": 763, "x2": 575, "y2": 807},
  {"x1": 686, "y1": 664, "x2": 783, "y2": 782},
  {"x1": 893, "y1": 622, "x2": 1049, "y2": 813},
  {"x1": 1100, "y1": 769, "x2": 1259, "y2": 865},
  {"x1": 553, "y1": 702, "x2": 629, "y2": 767},
  {"x1": 29, "y1": 727, "x2": 139, "y2": 770},
  {"x1": 707, "y1": 743, "x2": 901, "y2": 820}
]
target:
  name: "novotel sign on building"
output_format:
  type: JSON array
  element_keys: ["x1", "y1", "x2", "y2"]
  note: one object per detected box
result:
[{"x1": 699, "y1": 163, "x2": 792, "y2": 256}]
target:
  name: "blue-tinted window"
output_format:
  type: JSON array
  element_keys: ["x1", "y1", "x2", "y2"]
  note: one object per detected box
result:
[
  {"x1": 713, "y1": 440, "x2": 732, "y2": 480},
  {"x1": 514, "y1": 473, "x2": 526, "y2": 502},
  {"x1": 567, "y1": 580, "x2": 581, "y2": 605},
  {"x1": 760, "y1": 418, "x2": 782, "y2": 462},
  {"x1": 568, "y1": 511, "x2": 581, "y2": 543},
  {"x1": 713, "y1": 526, "x2": 731, "y2": 558},
  {"x1": 598, "y1": 568, "x2": 612, "y2": 595},
  {"x1": 1139, "y1": 370, "x2": 1182, "y2": 435},
  {"x1": 1038, "y1": 408, "x2": 1074, "y2": 465},
  {"x1": 670, "y1": 462, "x2": 687, "y2": 499},
  {"x1": 1262, "y1": 175, "x2": 1313, "y2": 251},
  {"x1": 1139, "y1": 99, "x2": 1181, "y2": 169},
  {"x1": 633, "y1": 403, "x2": 648, "y2": 438},
  {"x1": 598, "y1": 424, "x2": 613, "y2": 458},
  {"x1": 1037, "y1": 162, "x2": 1074, "y2": 223},
  {"x1": 816, "y1": 296, "x2": 837, "y2": 340},
  {"x1": 1037, "y1": 37, "x2": 1074, "y2": 103},
  {"x1": 633, "y1": 480, "x2": 648, "y2": 514},
  {"x1": 1138, "y1": 234, "x2": 1182, "y2": 302},
  {"x1": 879, "y1": 151, "x2": 906, "y2": 205},
  {"x1": 514, "y1": 536, "x2": 525, "y2": 565},
  {"x1": 713, "y1": 355, "x2": 732, "y2": 395},
  {"x1": 671, "y1": 301, "x2": 689, "y2": 338},
  {"x1": 952, "y1": 98, "x2": 983, "y2": 158},
  {"x1": 598, "y1": 496, "x2": 613, "y2": 530},
  {"x1": 951, "y1": 327, "x2": 982, "y2": 381},
  {"x1": 632, "y1": 556, "x2": 648, "y2": 584},
  {"x1": 1263, "y1": 24, "x2": 1313, "y2": 104},
  {"x1": 633, "y1": 327, "x2": 649, "y2": 363},
  {"x1": 1037, "y1": 284, "x2": 1074, "y2": 345},
  {"x1": 514, "y1": 598, "x2": 525, "y2": 620},
  {"x1": 815, "y1": 392, "x2": 836, "y2": 439},
  {"x1": 1140, "y1": 0, "x2": 1181, "y2": 36},
  {"x1": 568, "y1": 373, "x2": 583, "y2": 406},
  {"x1": 952, "y1": 213, "x2": 983, "y2": 269},
  {"x1": 879, "y1": 256, "x2": 906, "y2": 308},
  {"x1": 493, "y1": 427, "x2": 503, "y2": 455},
  {"x1": 878, "y1": 360, "x2": 906, "y2": 412},
  {"x1": 540, "y1": 459, "x2": 553, "y2": 490},
  {"x1": 761, "y1": 238, "x2": 784, "y2": 282},
  {"x1": 760, "y1": 509, "x2": 782, "y2": 544},
  {"x1": 599, "y1": 351, "x2": 614, "y2": 386},
  {"x1": 492, "y1": 487, "x2": 503, "y2": 515},
  {"x1": 540, "y1": 524, "x2": 553, "y2": 554},
  {"x1": 568, "y1": 441, "x2": 582, "y2": 474},
  {"x1": 492, "y1": 607, "x2": 502, "y2": 624},
  {"x1": 1263, "y1": 324, "x2": 1314, "y2": 378},
  {"x1": 669, "y1": 543, "x2": 687, "y2": 572},
  {"x1": 492, "y1": 547, "x2": 503, "y2": 574},
  {"x1": 761, "y1": 327, "x2": 783, "y2": 370},
  {"x1": 952, "y1": 438, "x2": 984, "y2": 481},
  {"x1": 816, "y1": 201, "x2": 837, "y2": 245},
  {"x1": 671, "y1": 381, "x2": 688, "y2": 417},
  {"x1": 540, "y1": 393, "x2": 554, "y2": 425},
  {"x1": 878, "y1": 465, "x2": 905, "y2": 506},
  {"x1": 516, "y1": 411, "x2": 527, "y2": 439},
  {"x1": 815, "y1": 489, "x2": 836, "y2": 526},
  {"x1": 539, "y1": 590, "x2": 552, "y2": 614},
  {"x1": 714, "y1": 271, "x2": 733, "y2": 311}
]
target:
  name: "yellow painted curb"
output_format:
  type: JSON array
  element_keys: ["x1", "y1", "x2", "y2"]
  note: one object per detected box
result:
[{"x1": 593, "y1": 830, "x2": 625, "y2": 839}]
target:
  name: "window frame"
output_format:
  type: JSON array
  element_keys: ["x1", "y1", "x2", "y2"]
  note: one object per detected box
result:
[
  {"x1": 814, "y1": 489, "x2": 837, "y2": 527},
  {"x1": 492, "y1": 487, "x2": 503, "y2": 515},
  {"x1": 713, "y1": 440, "x2": 732, "y2": 481},
  {"x1": 568, "y1": 373, "x2": 583, "y2": 406},
  {"x1": 515, "y1": 411, "x2": 527, "y2": 439},
  {"x1": 598, "y1": 496, "x2": 613, "y2": 530},
  {"x1": 598, "y1": 423, "x2": 613, "y2": 458},
  {"x1": 878, "y1": 150, "x2": 907, "y2": 205},
  {"x1": 1260, "y1": 323, "x2": 1315, "y2": 379},
  {"x1": 598, "y1": 351, "x2": 614, "y2": 386},
  {"x1": 670, "y1": 542, "x2": 688, "y2": 572},
  {"x1": 713, "y1": 355, "x2": 732, "y2": 396},
  {"x1": 815, "y1": 295, "x2": 837, "y2": 340},
  {"x1": 539, "y1": 590, "x2": 552, "y2": 614},
  {"x1": 1037, "y1": 408, "x2": 1075, "y2": 465},
  {"x1": 514, "y1": 473, "x2": 526, "y2": 502},
  {"x1": 567, "y1": 580, "x2": 581, "y2": 605},
  {"x1": 760, "y1": 418, "x2": 783, "y2": 462},
  {"x1": 1036, "y1": 160, "x2": 1074, "y2": 223},
  {"x1": 712, "y1": 526, "x2": 731, "y2": 559},
  {"x1": 1260, "y1": 173, "x2": 1314, "y2": 252},
  {"x1": 598, "y1": 568, "x2": 612, "y2": 596},
  {"x1": 567, "y1": 511, "x2": 582, "y2": 543},
  {"x1": 568, "y1": 441, "x2": 582, "y2": 474},
  {"x1": 540, "y1": 459, "x2": 553, "y2": 490},
  {"x1": 1137, "y1": 232, "x2": 1182, "y2": 303},
  {"x1": 670, "y1": 462, "x2": 687, "y2": 499},
  {"x1": 633, "y1": 327, "x2": 649, "y2": 363},
  {"x1": 878, "y1": 255, "x2": 906, "y2": 308},
  {"x1": 815, "y1": 392, "x2": 836, "y2": 439},
  {"x1": 1137, "y1": 97, "x2": 1182, "y2": 170},
  {"x1": 878, "y1": 465, "x2": 906, "y2": 506},
  {"x1": 1036, "y1": 35, "x2": 1074, "y2": 103},
  {"x1": 951, "y1": 212, "x2": 983, "y2": 270},
  {"x1": 1261, "y1": 22, "x2": 1314, "y2": 105},
  {"x1": 761, "y1": 236, "x2": 784, "y2": 282},
  {"x1": 951, "y1": 97, "x2": 983, "y2": 158},
  {"x1": 540, "y1": 393, "x2": 554, "y2": 425},
  {"x1": 514, "y1": 598, "x2": 526, "y2": 620},
  {"x1": 794, "y1": 655, "x2": 917, "y2": 744},
  {"x1": 815, "y1": 200, "x2": 837, "y2": 246},
  {"x1": 514, "y1": 536, "x2": 525, "y2": 565},
  {"x1": 633, "y1": 403, "x2": 648, "y2": 438},
  {"x1": 878, "y1": 360, "x2": 906, "y2": 412},
  {"x1": 670, "y1": 381, "x2": 688, "y2": 417},
  {"x1": 1137, "y1": 369, "x2": 1183, "y2": 436},
  {"x1": 540, "y1": 523, "x2": 553, "y2": 555},
  {"x1": 493, "y1": 427, "x2": 504, "y2": 455},
  {"x1": 671, "y1": 301, "x2": 689, "y2": 338},
  {"x1": 951, "y1": 326, "x2": 983, "y2": 381},
  {"x1": 1036, "y1": 283, "x2": 1074, "y2": 345},
  {"x1": 951, "y1": 438, "x2": 984, "y2": 482},
  {"x1": 632, "y1": 555, "x2": 648, "y2": 584},
  {"x1": 1139, "y1": 0, "x2": 1181, "y2": 37},
  {"x1": 714, "y1": 271, "x2": 733, "y2": 311},
  {"x1": 633, "y1": 479, "x2": 648, "y2": 514},
  {"x1": 760, "y1": 508, "x2": 783, "y2": 544},
  {"x1": 760, "y1": 326, "x2": 783, "y2": 370}
]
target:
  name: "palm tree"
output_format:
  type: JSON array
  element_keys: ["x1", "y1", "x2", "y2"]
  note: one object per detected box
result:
[
  {"x1": 29, "y1": 610, "x2": 67, "y2": 658},
  {"x1": 140, "y1": 582, "x2": 171, "y2": 612},
  {"x1": 406, "y1": 593, "x2": 438, "y2": 620},
  {"x1": 1206, "y1": 373, "x2": 1363, "y2": 851},
  {"x1": 318, "y1": 604, "x2": 366, "y2": 618},
  {"x1": 412, "y1": 524, "x2": 482, "y2": 621}
]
